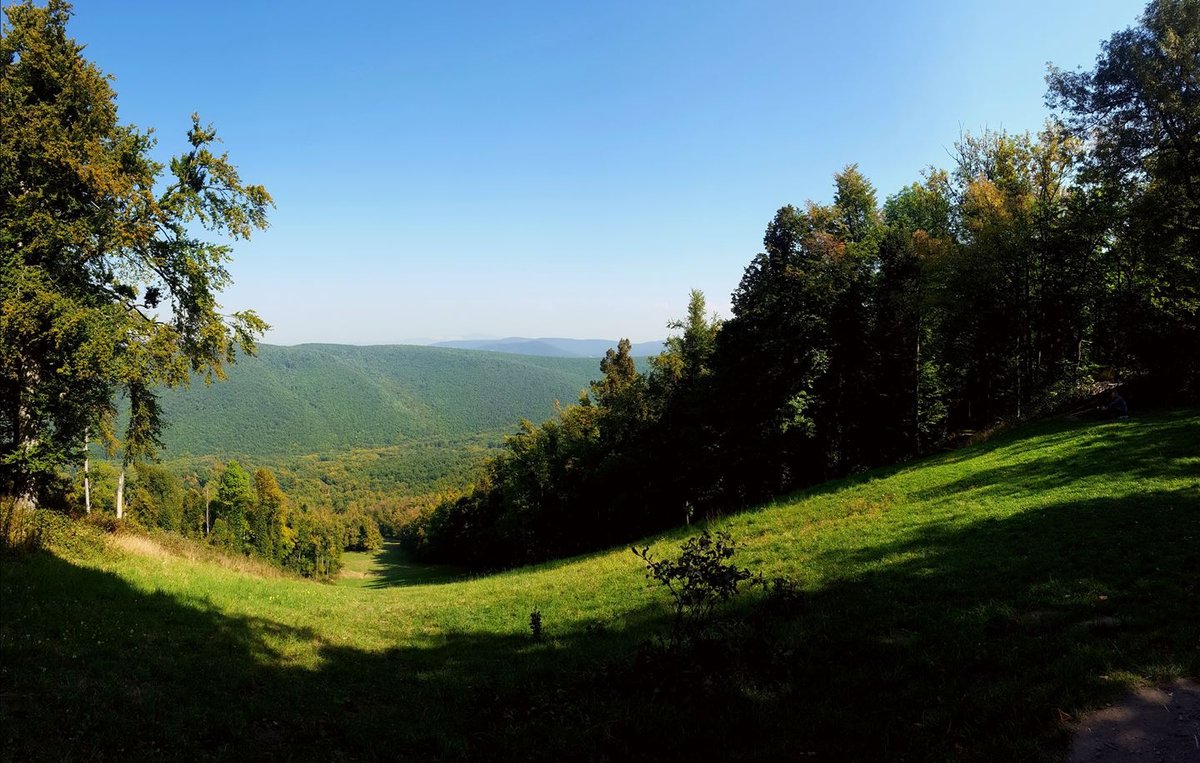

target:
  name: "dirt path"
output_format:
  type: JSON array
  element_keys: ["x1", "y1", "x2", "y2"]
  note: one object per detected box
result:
[{"x1": 1068, "y1": 679, "x2": 1200, "y2": 762}]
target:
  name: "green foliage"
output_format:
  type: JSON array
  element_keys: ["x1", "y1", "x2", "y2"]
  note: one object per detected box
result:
[
  {"x1": 181, "y1": 484, "x2": 206, "y2": 538},
  {"x1": 341, "y1": 509, "x2": 383, "y2": 552},
  {"x1": 284, "y1": 509, "x2": 343, "y2": 579},
  {"x1": 85, "y1": 454, "x2": 344, "y2": 577},
  {"x1": 245, "y1": 468, "x2": 285, "y2": 562},
  {"x1": 0, "y1": 0, "x2": 270, "y2": 504},
  {"x1": 410, "y1": 5, "x2": 1200, "y2": 566},
  {"x1": 1047, "y1": 0, "x2": 1200, "y2": 390},
  {"x1": 126, "y1": 463, "x2": 184, "y2": 532},
  {"x1": 211, "y1": 461, "x2": 253, "y2": 552},
  {"x1": 632, "y1": 530, "x2": 754, "y2": 646},
  {"x1": 654, "y1": 289, "x2": 720, "y2": 388},
  {"x1": 208, "y1": 517, "x2": 235, "y2": 550},
  {"x1": 883, "y1": 169, "x2": 953, "y2": 237}
]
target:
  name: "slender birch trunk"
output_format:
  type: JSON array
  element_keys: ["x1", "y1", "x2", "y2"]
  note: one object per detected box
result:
[
  {"x1": 82, "y1": 430, "x2": 91, "y2": 514},
  {"x1": 115, "y1": 468, "x2": 125, "y2": 520}
]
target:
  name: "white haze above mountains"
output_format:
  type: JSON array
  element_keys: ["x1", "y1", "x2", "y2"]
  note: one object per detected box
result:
[{"x1": 430, "y1": 337, "x2": 666, "y2": 358}]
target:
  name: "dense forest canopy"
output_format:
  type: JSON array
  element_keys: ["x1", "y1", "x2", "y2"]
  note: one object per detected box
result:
[{"x1": 404, "y1": 0, "x2": 1200, "y2": 568}]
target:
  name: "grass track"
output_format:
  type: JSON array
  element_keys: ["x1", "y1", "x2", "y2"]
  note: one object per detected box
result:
[
  {"x1": 336, "y1": 541, "x2": 466, "y2": 589},
  {"x1": 2, "y1": 411, "x2": 1197, "y2": 760}
]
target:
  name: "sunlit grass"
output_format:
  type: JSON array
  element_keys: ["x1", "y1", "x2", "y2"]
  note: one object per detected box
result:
[{"x1": 3, "y1": 410, "x2": 1197, "y2": 760}]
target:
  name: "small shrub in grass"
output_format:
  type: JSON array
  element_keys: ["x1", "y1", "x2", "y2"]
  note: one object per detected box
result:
[
  {"x1": 0, "y1": 497, "x2": 41, "y2": 553},
  {"x1": 529, "y1": 608, "x2": 544, "y2": 642},
  {"x1": 44, "y1": 513, "x2": 107, "y2": 557},
  {"x1": 1, "y1": 503, "x2": 107, "y2": 557},
  {"x1": 755, "y1": 573, "x2": 805, "y2": 613},
  {"x1": 82, "y1": 511, "x2": 123, "y2": 534},
  {"x1": 630, "y1": 530, "x2": 806, "y2": 706},
  {"x1": 633, "y1": 530, "x2": 755, "y2": 646}
]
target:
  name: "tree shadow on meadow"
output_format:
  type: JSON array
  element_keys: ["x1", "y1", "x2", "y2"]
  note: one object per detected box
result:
[
  {"x1": 776, "y1": 411, "x2": 1197, "y2": 507},
  {"x1": 360, "y1": 541, "x2": 468, "y2": 589},
  {"x1": 2, "y1": 480, "x2": 1197, "y2": 760},
  {"x1": 788, "y1": 485, "x2": 1200, "y2": 760},
  {"x1": 0, "y1": 549, "x2": 671, "y2": 761},
  {"x1": 910, "y1": 414, "x2": 1199, "y2": 501}
]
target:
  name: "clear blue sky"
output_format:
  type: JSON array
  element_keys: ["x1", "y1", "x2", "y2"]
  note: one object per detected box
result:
[{"x1": 68, "y1": 0, "x2": 1143, "y2": 345}]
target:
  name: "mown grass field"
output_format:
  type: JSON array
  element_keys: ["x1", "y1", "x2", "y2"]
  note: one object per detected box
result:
[
  {"x1": 336, "y1": 541, "x2": 465, "y2": 589},
  {"x1": 2, "y1": 411, "x2": 1197, "y2": 761}
]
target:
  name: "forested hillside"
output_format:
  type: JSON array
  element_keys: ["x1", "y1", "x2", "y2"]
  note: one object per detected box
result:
[
  {"x1": 152, "y1": 344, "x2": 601, "y2": 457},
  {"x1": 433, "y1": 337, "x2": 666, "y2": 357},
  {"x1": 65, "y1": 344, "x2": 608, "y2": 575}
]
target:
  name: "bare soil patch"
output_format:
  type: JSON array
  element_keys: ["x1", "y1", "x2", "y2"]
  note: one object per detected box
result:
[{"x1": 1068, "y1": 679, "x2": 1199, "y2": 762}]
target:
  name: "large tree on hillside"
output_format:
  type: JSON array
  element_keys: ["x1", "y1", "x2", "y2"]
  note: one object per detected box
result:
[
  {"x1": 1047, "y1": 0, "x2": 1200, "y2": 389},
  {"x1": 876, "y1": 171, "x2": 953, "y2": 457},
  {"x1": 0, "y1": 0, "x2": 272, "y2": 506},
  {"x1": 944, "y1": 127, "x2": 1092, "y2": 423},
  {"x1": 211, "y1": 460, "x2": 254, "y2": 552},
  {"x1": 713, "y1": 200, "x2": 837, "y2": 504}
]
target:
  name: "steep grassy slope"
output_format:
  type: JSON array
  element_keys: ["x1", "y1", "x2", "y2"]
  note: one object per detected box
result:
[
  {"x1": 3, "y1": 412, "x2": 1197, "y2": 760},
  {"x1": 152, "y1": 343, "x2": 601, "y2": 457}
]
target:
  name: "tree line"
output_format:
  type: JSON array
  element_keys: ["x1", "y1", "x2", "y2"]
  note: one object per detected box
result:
[
  {"x1": 403, "y1": 0, "x2": 1200, "y2": 569},
  {"x1": 67, "y1": 458, "x2": 390, "y2": 578}
]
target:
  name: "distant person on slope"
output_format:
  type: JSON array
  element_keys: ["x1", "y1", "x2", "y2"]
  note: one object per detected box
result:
[{"x1": 1102, "y1": 390, "x2": 1129, "y2": 420}]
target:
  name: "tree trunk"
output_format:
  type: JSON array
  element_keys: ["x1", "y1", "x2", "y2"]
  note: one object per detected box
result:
[
  {"x1": 12, "y1": 362, "x2": 39, "y2": 510},
  {"x1": 83, "y1": 431, "x2": 91, "y2": 514},
  {"x1": 83, "y1": 455, "x2": 91, "y2": 514},
  {"x1": 914, "y1": 329, "x2": 922, "y2": 453},
  {"x1": 115, "y1": 468, "x2": 125, "y2": 520}
]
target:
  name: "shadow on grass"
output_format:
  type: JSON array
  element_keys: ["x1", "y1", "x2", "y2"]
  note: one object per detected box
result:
[
  {"x1": 0, "y1": 548, "x2": 671, "y2": 761},
  {"x1": 911, "y1": 414, "x2": 1199, "y2": 502},
  {"x1": 772, "y1": 411, "x2": 1197, "y2": 509},
  {"x1": 3, "y1": 453, "x2": 1198, "y2": 759},
  {"x1": 357, "y1": 541, "x2": 467, "y2": 589}
]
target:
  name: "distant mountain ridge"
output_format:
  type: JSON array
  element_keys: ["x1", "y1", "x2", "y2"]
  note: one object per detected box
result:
[
  {"x1": 432, "y1": 337, "x2": 665, "y2": 357},
  {"x1": 152, "y1": 344, "x2": 604, "y2": 457}
]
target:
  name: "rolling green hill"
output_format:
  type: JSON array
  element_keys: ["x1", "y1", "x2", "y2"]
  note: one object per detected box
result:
[
  {"x1": 4, "y1": 411, "x2": 1197, "y2": 759},
  {"x1": 152, "y1": 344, "x2": 602, "y2": 457}
]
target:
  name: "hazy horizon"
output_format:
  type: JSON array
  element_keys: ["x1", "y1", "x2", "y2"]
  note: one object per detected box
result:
[{"x1": 254, "y1": 335, "x2": 672, "y2": 352}]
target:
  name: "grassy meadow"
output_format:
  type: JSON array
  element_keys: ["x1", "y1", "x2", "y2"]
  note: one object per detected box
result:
[{"x1": 2, "y1": 411, "x2": 1197, "y2": 760}]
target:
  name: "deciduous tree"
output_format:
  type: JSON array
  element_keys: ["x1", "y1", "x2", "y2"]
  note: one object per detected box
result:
[
  {"x1": 0, "y1": 0, "x2": 271, "y2": 506},
  {"x1": 1048, "y1": 0, "x2": 1200, "y2": 390}
]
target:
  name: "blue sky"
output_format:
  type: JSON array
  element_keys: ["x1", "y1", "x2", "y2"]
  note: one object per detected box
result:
[{"x1": 68, "y1": 0, "x2": 1142, "y2": 345}]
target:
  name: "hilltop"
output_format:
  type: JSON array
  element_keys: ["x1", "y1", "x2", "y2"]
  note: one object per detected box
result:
[
  {"x1": 432, "y1": 337, "x2": 666, "y2": 358},
  {"x1": 4, "y1": 411, "x2": 1196, "y2": 759},
  {"x1": 150, "y1": 343, "x2": 603, "y2": 458}
]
